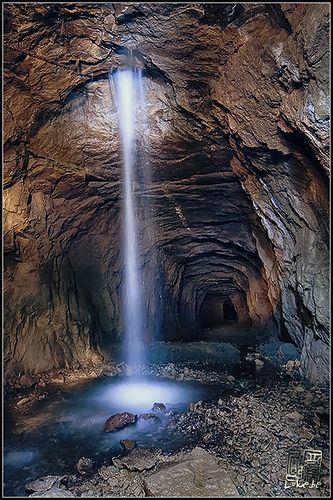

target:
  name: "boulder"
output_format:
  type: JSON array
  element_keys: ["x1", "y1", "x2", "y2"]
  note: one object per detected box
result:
[
  {"x1": 144, "y1": 447, "x2": 239, "y2": 497},
  {"x1": 286, "y1": 410, "x2": 304, "y2": 422},
  {"x1": 113, "y1": 448, "x2": 162, "y2": 472},
  {"x1": 152, "y1": 403, "x2": 166, "y2": 413},
  {"x1": 29, "y1": 488, "x2": 75, "y2": 497},
  {"x1": 76, "y1": 457, "x2": 94, "y2": 475},
  {"x1": 103, "y1": 412, "x2": 136, "y2": 433},
  {"x1": 98, "y1": 466, "x2": 145, "y2": 496},
  {"x1": 26, "y1": 476, "x2": 65, "y2": 494},
  {"x1": 120, "y1": 439, "x2": 137, "y2": 451}
]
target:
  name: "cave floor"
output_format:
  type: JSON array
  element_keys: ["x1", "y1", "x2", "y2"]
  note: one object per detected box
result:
[{"x1": 4, "y1": 343, "x2": 329, "y2": 497}]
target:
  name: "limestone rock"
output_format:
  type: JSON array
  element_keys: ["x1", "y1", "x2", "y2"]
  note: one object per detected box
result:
[
  {"x1": 112, "y1": 448, "x2": 162, "y2": 472},
  {"x1": 286, "y1": 410, "x2": 304, "y2": 422},
  {"x1": 29, "y1": 488, "x2": 75, "y2": 497},
  {"x1": 76, "y1": 457, "x2": 94, "y2": 475},
  {"x1": 26, "y1": 476, "x2": 66, "y2": 494},
  {"x1": 98, "y1": 466, "x2": 145, "y2": 496},
  {"x1": 144, "y1": 447, "x2": 239, "y2": 497}
]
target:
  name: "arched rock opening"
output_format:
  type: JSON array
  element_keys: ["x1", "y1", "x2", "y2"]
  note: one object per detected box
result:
[{"x1": 223, "y1": 299, "x2": 238, "y2": 323}]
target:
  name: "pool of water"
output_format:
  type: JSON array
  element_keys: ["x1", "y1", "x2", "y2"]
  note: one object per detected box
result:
[{"x1": 4, "y1": 375, "x2": 224, "y2": 496}]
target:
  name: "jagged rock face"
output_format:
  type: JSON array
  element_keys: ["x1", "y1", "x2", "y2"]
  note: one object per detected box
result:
[{"x1": 4, "y1": 3, "x2": 329, "y2": 382}]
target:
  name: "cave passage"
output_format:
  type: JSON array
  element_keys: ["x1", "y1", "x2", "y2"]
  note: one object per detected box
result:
[
  {"x1": 199, "y1": 295, "x2": 239, "y2": 329},
  {"x1": 3, "y1": 3, "x2": 330, "y2": 498},
  {"x1": 223, "y1": 299, "x2": 238, "y2": 322}
]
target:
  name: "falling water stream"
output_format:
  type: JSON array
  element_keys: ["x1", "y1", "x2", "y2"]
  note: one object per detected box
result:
[{"x1": 110, "y1": 67, "x2": 146, "y2": 368}]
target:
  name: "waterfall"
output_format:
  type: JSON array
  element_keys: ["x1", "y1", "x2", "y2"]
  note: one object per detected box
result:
[{"x1": 110, "y1": 67, "x2": 146, "y2": 369}]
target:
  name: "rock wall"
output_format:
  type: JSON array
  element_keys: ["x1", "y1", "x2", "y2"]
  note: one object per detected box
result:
[{"x1": 3, "y1": 3, "x2": 329, "y2": 382}]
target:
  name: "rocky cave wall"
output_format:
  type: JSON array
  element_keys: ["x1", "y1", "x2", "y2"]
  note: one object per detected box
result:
[{"x1": 3, "y1": 3, "x2": 330, "y2": 383}]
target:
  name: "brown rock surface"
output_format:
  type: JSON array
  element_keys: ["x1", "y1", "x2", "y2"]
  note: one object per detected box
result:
[
  {"x1": 144, "y1": 447, "x2": 239, "y2": 497},
  {"x1": 103, "y1": 412, "x2": 137, "y2": 433},
  {"x1": 3, "y1": 3, "x2": 329, "y2": 382},
  {"x1": 120, "y1": 439, "x2": 137, "y2": 451}
]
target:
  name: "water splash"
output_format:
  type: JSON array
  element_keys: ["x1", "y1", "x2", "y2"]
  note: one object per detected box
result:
[{"x1": 110, "y1": 67, "x2": 146, "y2": 368}]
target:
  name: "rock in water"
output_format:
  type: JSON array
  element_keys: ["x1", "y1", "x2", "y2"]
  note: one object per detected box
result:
[
  {"x1": 144, "y1": 447, "x2": 239, "y2": 497},
  {"x1": 76, "y1": 457, "x2": 94, "y2": 475},
  {"x1": 26, "y1": 476, "x2": 65, "y2": 493},
  {"x1": 138, "y1": 413, "x2": 159, "y2": 421},
  {"x1": 255, "y1": 359, "x2": 264, "y2": 368},
  {"x1": 120, "y1": 439, "x2": 137, "y2": 451},
  {"x1": 103, "y1": 412, "x2": 136, "y2": 432},
  {"x1": 152, "y1": 402, "x2": 166, "y2": 413}
]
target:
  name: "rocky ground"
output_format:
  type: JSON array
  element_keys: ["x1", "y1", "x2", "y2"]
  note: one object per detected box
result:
[{"x1": 7, "y1": 351, "x2": 329, "y2": 498}]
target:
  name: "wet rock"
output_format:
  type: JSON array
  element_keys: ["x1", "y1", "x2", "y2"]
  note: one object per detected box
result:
[
  {"x1": 103, "y1": 412, "x2": 137, "y2": 433},
  {"x1": 152, "y1": 402, "x2": 166, "y2": 413},
  {"x1": 144, "y1": 447, "x2": 239, "y2": 497},
  {"x1": 227, "y1": 375, "x2": 235, "y2": 383},
  {"x1": 49, "y1": 372, "x2": 65, "y2": 384},
  {"x1": 285, "y1": 359, "x2": 301, "y2": 371},
  {"x1": 76, "y1": 457, "x2": 94, "y2": 475},
  {"x1": 26, "y1": 476, "x2": 66, "y2": 494},
  {"x1": 293, "y1": 384, "x2": 305, "y2": 393},
  {"x1": 202, "y1": 432, "x2": 213, "y2": 444},
  {"x1": 189, "y1": 401, "x2": 202, "y2": 411},
  {"x1": 116, "y1": 362, "x2": 126, "y2": 373},
  {"x1": 120, "y1": 439, "x2": 137, "y2": 451},
  {"x1": 113, "y1": 448, "x2": 162, "y2": 472},
  {"x1": 16, "y1": 396, "x2": 34, "y2": 407},
  {"x1": 299, "y1": 428, "x2": 315, "y2": 441},
  {"x1": 304, "y1": 392, "x2": 314, "y2": 405},
  {"x1": 286, "y1": 410, "x2": 304, "y2": 422},
  {"x1": 98, "y1": 466, "x2": 145, "y2": 496},
  {"x1": 321, "y1": 476, "x2": 330, "y2": 487},
  {"x1": 264, "y1": 341, "x2": 301, "y2": 366},
  {"x1": 138, "y1": 413, "x2": 159, "y2": 421},
  {"x1": 254, "y1": 359, "x2": 264, "y2": 368},
  {"x1": 29, "y1": 487, "x2": 75, "y2": 497},
  {"x1": 18, "y1": 374, "x2": 36, "y2": 388}
]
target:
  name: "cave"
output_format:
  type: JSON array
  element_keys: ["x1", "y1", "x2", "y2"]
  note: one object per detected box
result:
[
  {"x1": 223, "y1": 299, "x2": 238, "y2": 322},
  {"x1": 3, "y1": 3, "x2": 330, "y2": 498}
]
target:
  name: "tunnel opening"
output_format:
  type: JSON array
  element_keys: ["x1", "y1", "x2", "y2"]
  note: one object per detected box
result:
[
  {"x1": 199, "y1": 295, "x2": 225, "y2": 330},
  {"x1": 198, "y1": 293, "x2": 246, "y2": 331},
  {"x1": 223, "y1": 299, "x2": 238, "y2": 322}
]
